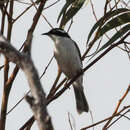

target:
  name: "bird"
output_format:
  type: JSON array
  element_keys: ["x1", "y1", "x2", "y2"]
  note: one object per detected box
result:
[{"x1": 42, "y1": 28, "x2": 89, "y2": 114}]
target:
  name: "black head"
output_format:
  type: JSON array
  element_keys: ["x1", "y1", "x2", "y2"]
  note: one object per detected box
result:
[{"x1": 42, "y1": 28, "x2": 70, "y2": 38}]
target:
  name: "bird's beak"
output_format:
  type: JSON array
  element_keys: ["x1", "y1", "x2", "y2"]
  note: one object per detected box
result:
[{"x1": 41, "y1": 32, "x2": 49, "y2": 35}]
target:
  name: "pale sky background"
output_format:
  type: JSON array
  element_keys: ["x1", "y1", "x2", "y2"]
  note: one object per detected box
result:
[{"x1": 0, "y1": 0, "x2": 130, "y2": 130}]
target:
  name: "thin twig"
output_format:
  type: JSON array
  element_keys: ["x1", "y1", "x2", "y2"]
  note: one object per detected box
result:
[
  {"x1": 68, "y1": 112, "x2": 73, "y2": 130},
  {"x1": 43, "y1": 0, "x2": 60, "y2": 10},
  {"x1": 124, "y1": 43, "x2": 130, "y2": 60},
  {"x1": 20, "y1": 32, "x2": 130, "y2": 129},
  {"x1": 31, "y1": 0, "x2": 53, "y2": 28},
  {"x1": 0, "y1": 1, "x2": 14, "y2": 130},
  {"x1": 0, "y1": 35, "x2": 54, "y2": 130},
  {"x1": 117, "y1": 46, "x2": 130, "y2": 53},
  {"x1": 47, "y1": 77, "x2": 67, "y2": 100},
  {"x1": 1, "y1": 1, "x2": 48, "y2": 130},
  {"x1": 90, "y1": 110, "x2": 94, "y2": 130},
  {"x1": 0, "y1": 65, "x2": 4, "y2": 70},
  {"x1": 121, "y1": 0, "x2": 130, "y2": 8},
  {"x1": 13, "y1": 4, "x2": 33, "y2": 23},
  {"x1": 90, "y1": 0, "x2": 98, "y2": 21},
  {"x1": 6, "y1": 91, "x2": 30, "y2": 115},
  {"x1": 47, "y1": 70, "x2": 62, "y2": 99},
  {"x1": 15, "y1": 0, "x2": 31, "y2": 5},
  {"x1": 103, "y1": 85, "x2": 130, "y2": 129},
  {"x1": 67, "y1": 19, "x2": 73, "y2": 32},
  {"x1": 40, "y1": 55, "x2": 54, "y2": 78},
  {"x1": 82, "y1": 0, "x2": 111, "y2": 60},
  {"x1": 7, "y1": 55, "x2": 54, "y2": 115},
  {"x1": 50, "y1": 32, "x2": 130, "y2": 103},
  {"x1": 0, "y1": 2, "x2": 8, "y2": 34},
  {"x1": 81, "y1": 105, "x2": 130, "y2": 130},
  {"x1": 107, "y1": 109, "x2": 130, "y2": 128},
  {"x1": 85, "y1": 37, "x2": 103, "y2": 62},
  {"x1": 109, "y1": 0, "x2": 121, "y2": 11}
]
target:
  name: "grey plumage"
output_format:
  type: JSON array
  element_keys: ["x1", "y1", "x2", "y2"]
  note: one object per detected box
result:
[{"x1": 42, "y1": 28, "x2": 89, "y2": 113}]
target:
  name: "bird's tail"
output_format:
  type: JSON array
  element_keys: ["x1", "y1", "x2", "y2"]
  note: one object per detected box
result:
[{"x1": 73, "y1": 81, "x2": 89, "y2": 114}]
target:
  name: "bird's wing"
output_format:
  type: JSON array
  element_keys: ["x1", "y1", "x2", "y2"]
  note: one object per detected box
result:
[{"x1": 73, "y1": 40, "x2": 82, "y2": 64}]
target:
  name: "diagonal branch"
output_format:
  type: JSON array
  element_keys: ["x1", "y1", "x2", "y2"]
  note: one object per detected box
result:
[
  {"x1": 103, "y1": 84, "x2": 130, "y2": 129},
  {"x1": 0, "y1": 1, "x2": 48, "y2": 129},
  {"x1": 0, "y1": 35, "x2": 54, "y2": 130},
  {"x1": 81, "y1": 105, "x2": 130, "y2": 130},
  {"x1": 20, "y1": 29, "x2": 130, "y2": 130}
]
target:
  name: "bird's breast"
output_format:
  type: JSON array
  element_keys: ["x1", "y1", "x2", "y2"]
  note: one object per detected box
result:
[{"x1": 54, "y1": 38, "x2": 82, "y2": 78}]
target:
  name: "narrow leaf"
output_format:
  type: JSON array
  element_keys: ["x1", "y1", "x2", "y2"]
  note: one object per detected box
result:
[
  {"x1": 98, "y1": 24, "x2": 130, "y2": 52},
  {"x1": 87, "y1": 8, "x2": 129, "y2": 43},
  {"x1": 96, "y1": 12, "x2": 130, "y2": 40},
  {"x1": 60, "y1": 0, "x2": 86, "y2": 28},
  {"x1": 57, "y1": 1, "x2": 74, "y2": 23}
]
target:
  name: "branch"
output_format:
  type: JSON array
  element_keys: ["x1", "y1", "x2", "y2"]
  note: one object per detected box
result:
[
  {"x1": 0, "y1": 35, "x2": 53, "y2": 130},
  {"x1": 7, "y1": 55, "x2": 54, "y2": 115},
  {"x1": 0, "y1": 1, "x2": 14, "y2": 129},
  {"x1": 20, "y1": 31, "x2": 130, "y2": 130},
  {"x1": 81, "y1": 105, "x2": 130, "y2": 130},
  {"x1": 107, "y1": 109, "x2": 130, "y2": 128},
  {"x1": 48, "y1": 32, "x2": 130, "y2": 103},
  {"x1": 103, "y1": 84, "x2": 130, "y2": 129},
  {"x1": 0, "y1": 1, "x2": 48, "y2": 130}
]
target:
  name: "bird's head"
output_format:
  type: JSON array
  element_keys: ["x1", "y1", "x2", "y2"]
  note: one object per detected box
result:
[{"x1": 42, "y1": 28, "x2": 70, "y2": 41}]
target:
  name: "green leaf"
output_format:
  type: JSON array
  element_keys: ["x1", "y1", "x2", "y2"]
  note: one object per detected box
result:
[
  {"x1": 57, "y1": 0, "x2": 75, "y2": 23},
  {"x1": 88, "y1": 24, "x2": 130, "y2": 61},
  {"x1": 87, "y1": 8, "x2": 129, "y2": 43},
  {"x1": 98, "y1": 24, "x2": 130, "y2": 52},
  {"x1": 96, "y1": 12, "x2": 130, "y2": 40},
  {"x1": 59, "y1": 0, "x2": 86, "y2": 28}
]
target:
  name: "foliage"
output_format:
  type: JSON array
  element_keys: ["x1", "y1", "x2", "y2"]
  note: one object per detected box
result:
[{"x1": 0, "y1": 0, "x2": 130, "y2": 130}]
